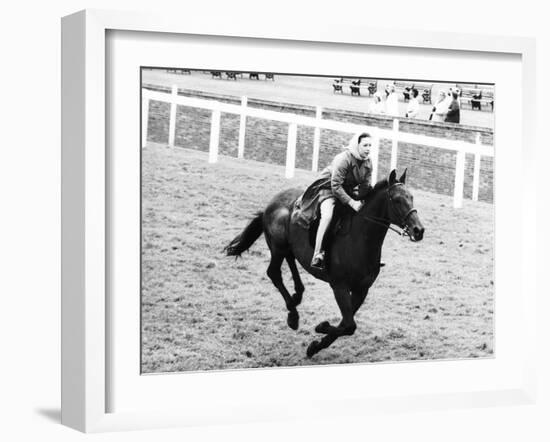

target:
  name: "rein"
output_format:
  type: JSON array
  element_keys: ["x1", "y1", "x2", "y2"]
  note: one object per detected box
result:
[{"x1": 361, "y1": 183, "x2": 417, "y2": 239}]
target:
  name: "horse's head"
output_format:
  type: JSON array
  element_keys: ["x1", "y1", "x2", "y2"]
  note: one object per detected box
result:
[
  {"x1": 358, "y1": 169, "x2": 424, "y2": 241},
  {"x1": 386, "y1": 169, "x2": 424, "y2": 241}
]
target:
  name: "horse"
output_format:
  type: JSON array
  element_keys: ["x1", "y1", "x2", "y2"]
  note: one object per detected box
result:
[{"x1": 224, "y1": 169, "x2": 424, "y2": 358}]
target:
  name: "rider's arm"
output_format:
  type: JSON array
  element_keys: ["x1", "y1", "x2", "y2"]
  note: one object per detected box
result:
[{"x1": 330, "y1": 153, "x2": 353, "y2": 205}]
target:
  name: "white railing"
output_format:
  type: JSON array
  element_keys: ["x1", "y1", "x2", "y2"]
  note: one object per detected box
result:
[{"x1": 142, "y1": 86, "x2": 494, "y2": 208}]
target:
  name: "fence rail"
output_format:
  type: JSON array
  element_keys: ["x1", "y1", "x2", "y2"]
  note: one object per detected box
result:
[{"x1": 142, "y1": 86, "x2": 494, "y2": 208}]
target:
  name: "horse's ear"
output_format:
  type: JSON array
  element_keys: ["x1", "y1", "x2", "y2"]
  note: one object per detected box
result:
[
  {"x1": 399, "y1": 168, "x2": 407, "y2": 184},
  {"x1": 389, "y1": 169, "x2": 397, "y2": 185}
]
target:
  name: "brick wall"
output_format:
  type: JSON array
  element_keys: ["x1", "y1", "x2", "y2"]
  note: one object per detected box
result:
[{"x1": 144, "y1": 84, "x2": 494, "y2": 202}]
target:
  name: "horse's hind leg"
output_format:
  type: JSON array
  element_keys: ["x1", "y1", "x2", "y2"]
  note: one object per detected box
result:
[
  {"x1": 267, "y1": 251, "x2": 300, "y2": 330},
  {"x1": 286, "y1": 253, "x2": 304, "y2": 307}
]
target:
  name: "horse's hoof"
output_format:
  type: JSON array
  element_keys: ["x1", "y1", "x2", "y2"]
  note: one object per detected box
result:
[
  {"x1": 315, "y1": 321, "x2": 331, "y2": 334},
  {"x1": 287, "y1": 310, "x2": 299, "y2": 330},
  {"x1": 306, "y1": 340, "x2": 320, "y2": 358}
]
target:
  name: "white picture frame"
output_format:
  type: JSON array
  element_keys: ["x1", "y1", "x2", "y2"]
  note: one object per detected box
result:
[{"x1": 61, "y1": 9, "x2": 537, "y2": 433}]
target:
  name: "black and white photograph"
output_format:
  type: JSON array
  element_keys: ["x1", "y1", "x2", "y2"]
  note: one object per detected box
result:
[
  {"x1": 140, "y1": 68, "x2": 495, "y2": 373},
  {"x1": 3, "y1": 0, "x2": 548, "y2": 439}
]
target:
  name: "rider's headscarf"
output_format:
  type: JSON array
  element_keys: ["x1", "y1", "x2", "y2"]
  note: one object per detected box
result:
[{"x1": 344, "y1": 132, "x2": 371, "y2": 161}]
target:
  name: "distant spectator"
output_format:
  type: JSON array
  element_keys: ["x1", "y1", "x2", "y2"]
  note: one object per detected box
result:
[
  {"x1": 471, "y1": 90, "x2": 482, "y2": 110},
  {"x1": 450, "y1": 87, "x2": 461, "y2": 108},
  {"x1": 405, "y1": 88, "x2": 419, "y2": 119},
  {"x1": 385, "y1": 84, "x2": 399, "y2": 117},
  {"x1": 369, "y1": 92, "x2": 385, "y2": 114},
  {"x1": 430, "y1": 90, "x2": 448, "y2": 122},
  {"x1": 443, "y1": 89, "x2": 453, "y2": 109},
  {"x1": 445, "y1": 87, "x2": 461, "y2": 123}
]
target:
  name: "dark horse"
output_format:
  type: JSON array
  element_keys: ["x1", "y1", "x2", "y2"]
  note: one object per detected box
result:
[{"x1": 224, "y1": 169, "x2": 424, "y2": 357}]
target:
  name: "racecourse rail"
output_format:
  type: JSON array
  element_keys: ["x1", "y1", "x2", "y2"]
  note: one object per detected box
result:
[{"x1": 142, "y1": 86, "x2": 494, "y2": 208}]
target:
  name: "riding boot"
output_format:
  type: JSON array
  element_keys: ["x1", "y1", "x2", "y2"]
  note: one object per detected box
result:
[
  {"x1": 311, "y1": 251, "x2": 325, "y2": 269},
  {"x1": 311, "y1": 217, "x2": 331, "y2": 269}
]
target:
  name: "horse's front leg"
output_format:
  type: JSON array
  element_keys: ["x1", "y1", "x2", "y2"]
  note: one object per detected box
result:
[
  {"x1": 307, "y1": 286, "x2": 356, "y2": 358},
  {"x1": 315, "y1": 286, "x2": 368, "y2": 334},
  {"x1": 351, "y1": 287, "x2": 369, "y2": 315}
]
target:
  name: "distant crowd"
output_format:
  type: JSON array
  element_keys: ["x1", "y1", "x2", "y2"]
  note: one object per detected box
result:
[{"x1": 369, "y1": 85, "x2": 461, "y2": 124}]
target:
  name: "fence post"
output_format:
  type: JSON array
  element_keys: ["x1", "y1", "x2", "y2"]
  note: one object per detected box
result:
[
  {"x1": 453, "y1": 149, "x2": 466, "y2": 208},
  {"x1": 472, "y1": 133, "x2": 482, "y2": 201},
  {"x1": 168, "y1": 85, "x2": 178, "y2": 147},
  {"x1": 237, "y1": 96, "x2": 247, "y2": 159},
  {"x1": 285, "y1": 123, "x2": 297, "y2": 179},
  {"x1": 141, "y1": 96, "x2": 149, "y2": 148},
  {"x1": 209, "y1": 109, "x2": 221, "y2": 163},
  {"x1": 312, "y1": 106, "x2": 322, "y2": 172},
  {"x1": 390, "y1": 118, "x2": 399, "y2": 171}
]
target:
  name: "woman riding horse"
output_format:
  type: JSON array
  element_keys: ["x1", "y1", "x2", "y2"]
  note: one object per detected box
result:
[
  {"x1": 224, "y1": 134, "x2": 425, "y2": 358},
  {"x1": 300, "y1": 132, "x2": 373, "y2": 269}
]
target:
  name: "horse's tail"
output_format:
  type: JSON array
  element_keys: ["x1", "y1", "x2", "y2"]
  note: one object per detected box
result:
[{"x1": 224, "y1": 211, "x2": 264, "y2": 257}]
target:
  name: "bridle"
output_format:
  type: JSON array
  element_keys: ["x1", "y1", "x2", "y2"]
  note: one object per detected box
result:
[
  {"x1": 387, "y1": 183, "x2": 418, "y2": 230},
  {"x1": 361, "y1": 182, "x2": 418, "y2": 239}
]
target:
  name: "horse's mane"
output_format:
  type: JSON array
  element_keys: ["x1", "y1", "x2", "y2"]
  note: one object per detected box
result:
[
  {"x1": 363, "y1": 178, "x2": 389, "y2": 203},
  {"x1": 372, "y1": 178, "x2": 389, "y2": 193}
]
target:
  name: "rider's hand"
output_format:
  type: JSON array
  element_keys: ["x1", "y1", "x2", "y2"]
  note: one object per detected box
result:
[{"x1": 348, "y1": 200, "x2": 363, "y2": 212}]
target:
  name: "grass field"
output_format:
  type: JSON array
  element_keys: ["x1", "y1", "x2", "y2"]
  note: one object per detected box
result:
[{"x1": 141, "y1": 142, "x2": 494, "y2": 373}]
